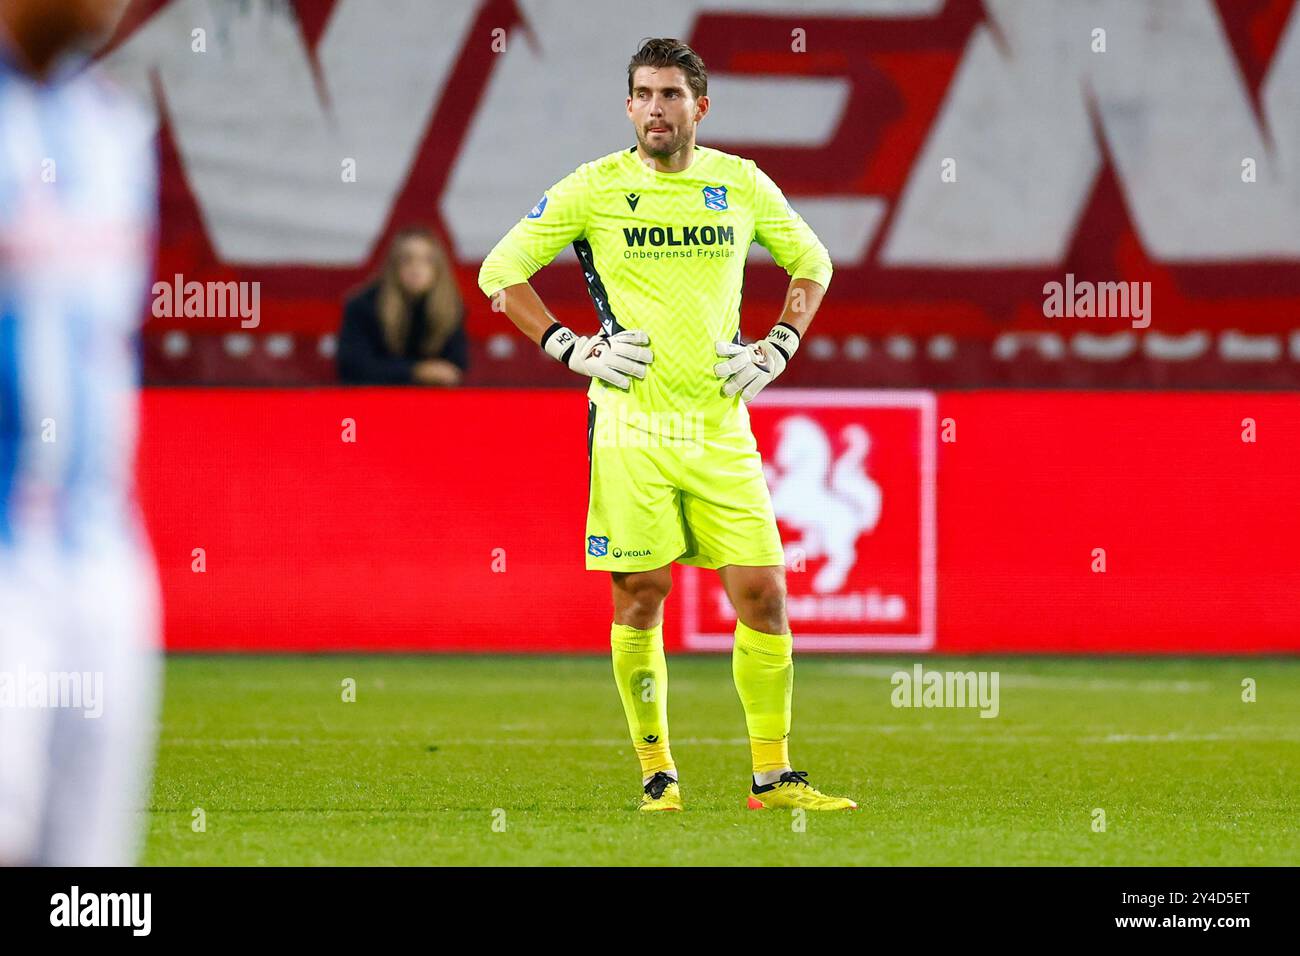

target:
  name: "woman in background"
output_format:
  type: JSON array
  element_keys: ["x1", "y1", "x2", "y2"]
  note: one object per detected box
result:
[{"x1": 338, "y1": 226, "x2": 469, "y2": 385}]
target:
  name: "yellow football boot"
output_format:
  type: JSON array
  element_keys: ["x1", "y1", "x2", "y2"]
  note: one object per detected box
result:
[
  {"x1": 746, "y1": 770, "x2": 856, "y2": 811},
  {"x1": 639, "y1": 771, "x2": 684, "y2": 812}
]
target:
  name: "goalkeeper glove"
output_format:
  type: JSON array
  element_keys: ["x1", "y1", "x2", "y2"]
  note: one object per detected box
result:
[
  {"x1": 541, "y1": 323, "x2": 653, "y2": 390},
  {"x1": 713, "y1": 322, "x2": 801, "y2": 402}
]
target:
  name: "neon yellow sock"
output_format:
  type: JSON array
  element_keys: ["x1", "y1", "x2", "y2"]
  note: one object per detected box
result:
[
  {"x1": 610, "y1": 622, "x2": 675, "y2": 780},
  {"x1": 750, "y1": 736, "x2": 790, "y2": 776},
  {"x1": 732, "y1": 620, "x2": 794, "y2": 775}
]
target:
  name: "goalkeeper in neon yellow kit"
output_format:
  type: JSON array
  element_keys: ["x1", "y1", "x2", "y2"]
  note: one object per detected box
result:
[{"x1": 478, "y1": 38, "x2": 855, "y2": 812}]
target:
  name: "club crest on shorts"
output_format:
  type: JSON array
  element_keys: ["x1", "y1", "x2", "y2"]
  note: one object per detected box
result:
[
  {"x1": 702, "y1": 185, "x2": 728, "y2": 210},
  {"x1": 587, "y1": 535, "x2": 609, "y2": 557}
]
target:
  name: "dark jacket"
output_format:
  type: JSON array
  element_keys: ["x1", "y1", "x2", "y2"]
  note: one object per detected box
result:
[{"x1": 337, "y1": 283, "x2": 470, "y2": 384}]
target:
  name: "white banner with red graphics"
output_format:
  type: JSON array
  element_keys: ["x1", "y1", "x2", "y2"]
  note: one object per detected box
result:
[{"x1": 99, "y1": 0, "x2": 1300, "y2": 386}]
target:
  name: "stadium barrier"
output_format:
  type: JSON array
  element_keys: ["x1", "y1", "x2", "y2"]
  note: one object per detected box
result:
[{"x1": 140, "y1": 388, "x2": 1300, "y2": 653}]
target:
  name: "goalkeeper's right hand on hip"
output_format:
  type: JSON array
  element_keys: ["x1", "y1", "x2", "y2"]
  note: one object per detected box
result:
[{"x1": 541, "y1": 323, "x2": 654, "y2": 390}]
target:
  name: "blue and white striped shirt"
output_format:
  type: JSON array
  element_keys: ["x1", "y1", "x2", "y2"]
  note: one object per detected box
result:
[{"x1": 0, "y1": 42, "x2": 156, "y2": 553}]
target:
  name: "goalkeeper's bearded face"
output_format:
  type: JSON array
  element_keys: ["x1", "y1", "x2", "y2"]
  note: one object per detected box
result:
[{"x1": 626, "y1": 65, "x2": 709, "y2": 159}]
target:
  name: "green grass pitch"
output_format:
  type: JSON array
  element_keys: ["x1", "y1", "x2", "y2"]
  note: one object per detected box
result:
[{"x1": 143, "y1": 655, "x2": 1299, "y2": 866}]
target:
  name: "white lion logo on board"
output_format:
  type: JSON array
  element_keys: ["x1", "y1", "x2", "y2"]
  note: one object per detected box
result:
[{"x1": 765, "y1": 416, "x2": 882, "y2": 593}]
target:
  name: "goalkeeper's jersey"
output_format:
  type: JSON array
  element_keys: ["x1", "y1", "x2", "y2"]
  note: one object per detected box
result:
[{"x1": 478, "y1": 145, "x2": 832, "y2": 435}]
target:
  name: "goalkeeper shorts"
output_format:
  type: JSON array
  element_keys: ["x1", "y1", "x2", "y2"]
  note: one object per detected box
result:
[{"x1": 583, "y1": 399, "x2": 785, "y2": 572}]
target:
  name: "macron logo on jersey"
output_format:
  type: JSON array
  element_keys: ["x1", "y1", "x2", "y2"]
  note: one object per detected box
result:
[{"x1": 526, "y1": 195, "x2": 548, "y2": 219}]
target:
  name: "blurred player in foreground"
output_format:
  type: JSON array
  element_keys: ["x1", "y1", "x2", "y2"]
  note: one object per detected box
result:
[
  {"x1": 0, "y1": 0, "x2": 160, "y2": 864},
  {"x1": 480, "y1": 38, "x2": 854, "y2": 812}
]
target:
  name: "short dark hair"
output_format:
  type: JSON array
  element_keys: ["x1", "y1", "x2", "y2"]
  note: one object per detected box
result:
[{"x1": 627, "y1": 38, "x2": 708, "y2": 99}]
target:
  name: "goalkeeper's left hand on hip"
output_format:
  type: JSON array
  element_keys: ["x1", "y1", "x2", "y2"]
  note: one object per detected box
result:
[{"x1": 713, "y1": 322, "x2": 801, "y2": 402}]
